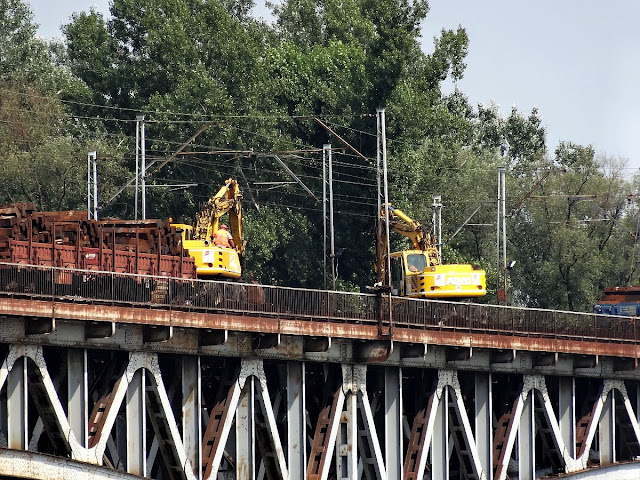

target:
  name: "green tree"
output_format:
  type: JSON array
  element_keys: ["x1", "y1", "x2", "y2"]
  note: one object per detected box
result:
[
  {"x1": 508, "y1": 144, "x2": 634, "y2": 311},
  {"x1": 0, "y1": 80, "x2": 129, "y2": 210},
  {"x1": 0, "y1": 0, "x2": 49, "y2": 81}
]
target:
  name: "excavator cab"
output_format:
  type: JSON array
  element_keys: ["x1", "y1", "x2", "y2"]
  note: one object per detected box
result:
[
  {"x1": 178, "y1": 224, "x2": 194, "y2": 241},
  {"x1": 390, "y1": 250, "x2": 485, "y2": 298}
]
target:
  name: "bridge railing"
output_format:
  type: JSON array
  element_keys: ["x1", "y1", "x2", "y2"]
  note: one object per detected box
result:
[
  {"x1": 0, "y1": 262, "x2": 636, "y2": 343},
  {"x1": 391, "y1": 298, "x2": 637, "y2": 342},
  {"x1": 0, "y1": 262, "x2": 380, "y2": 324}
]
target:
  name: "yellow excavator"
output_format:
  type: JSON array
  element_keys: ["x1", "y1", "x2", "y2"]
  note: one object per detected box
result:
[
  {"x1": 172, "y1": 178, "x2": 245, "y2": 279},
  {"x1": 379, "y1": 204, "x2": 486, "y2": 298}
]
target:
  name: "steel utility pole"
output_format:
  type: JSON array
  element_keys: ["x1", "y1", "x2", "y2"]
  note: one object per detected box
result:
[
  {"x1": 432, "y1": 195, "x2": 442, "y2": 259},
  {"x1": 496, "y1": 167, "x2": 507, "y2": 303},
  {"x1": 376, "y1": 108, "x2": 392, "y2": 336},
  {"x1": 135, "y1": 116, "x2": 141, "y2": 219},
  {"x1": 322, "y1": 144, "x2": 334, "y2": 290},
  {"x1": 141, "y1": 116, "x2": 146, "y2": 220},
  {"x1": 87, "y1": 151, "x2": 98, "y2": 220},
  {"x1": 134, "y1": 114, "x2": 145, "y2": 220},
  {"x1": 134, "y1": 114, "x2": 147, "y2": 220},
  {"x1": 376, "y1": 109, "x2": 391, "y2": 288}
]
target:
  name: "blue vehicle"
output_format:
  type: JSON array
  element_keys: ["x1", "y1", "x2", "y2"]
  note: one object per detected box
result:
[{"x1": 594, "y1": 285, "x2": 640, "y2": 317}]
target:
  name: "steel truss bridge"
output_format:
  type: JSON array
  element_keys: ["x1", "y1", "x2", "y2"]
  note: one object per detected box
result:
[{"x1": 0, "y1": 263, "x2": 640, "y2": 480}]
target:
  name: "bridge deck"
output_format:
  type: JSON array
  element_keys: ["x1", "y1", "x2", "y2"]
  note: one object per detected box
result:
[{"x1": 0, "y1": 262, "x2": 636, "y2": 358}]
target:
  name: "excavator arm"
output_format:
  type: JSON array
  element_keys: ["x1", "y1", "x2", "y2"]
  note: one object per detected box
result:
[
  {"x1": 377, "y1": 204, "x2": 440, "y2": 283},
  {"x1": 382, "y1": 204, "x2": 440, "y2": 262},
  {"x1": 194, "y1": 178, "x2": 245, "y2": 256},
  {"x1": 385, "y1": 205, "x2": 435, "y2": 253}
]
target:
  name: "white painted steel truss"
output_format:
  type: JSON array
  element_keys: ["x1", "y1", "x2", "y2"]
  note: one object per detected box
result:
[{"x1": 0, "y1": 344, "x2": 640, "y2": 479}]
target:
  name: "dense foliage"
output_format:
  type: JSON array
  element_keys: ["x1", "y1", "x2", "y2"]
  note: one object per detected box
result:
[{"x1": 0, "y1": 0, "x2": 637, "y2": 311}]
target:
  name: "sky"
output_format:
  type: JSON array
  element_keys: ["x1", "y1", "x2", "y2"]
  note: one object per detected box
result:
[{"x1": 27, "y1": 0, "x2": 640, "y2": 173}]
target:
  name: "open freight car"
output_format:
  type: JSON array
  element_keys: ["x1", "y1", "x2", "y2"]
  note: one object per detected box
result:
[{"x1": 0, "y1": 203, "x2": 197, "y2": 303}]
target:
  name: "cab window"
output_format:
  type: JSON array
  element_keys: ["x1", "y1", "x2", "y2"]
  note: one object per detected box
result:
[
  {"x1": 390, "y1": 256, "x2": 403, "y2": 295},
  {"x1": 406, "y1": 253, "x2": 426, "y2": 273}
]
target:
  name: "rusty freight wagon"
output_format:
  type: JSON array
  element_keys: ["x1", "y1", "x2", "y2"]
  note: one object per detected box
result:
[{"x1": 0, "y1": 203, "x2": 197, "y2": 302}]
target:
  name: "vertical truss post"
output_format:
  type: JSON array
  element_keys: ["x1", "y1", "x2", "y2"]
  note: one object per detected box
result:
[
  {"x1": 384, "y1": 367, "x2": 402, "y2": 479},
  {"x1": 236, "y1": 377, "x2": 255, "y2": 480},
  {"x1": 431, "y1": 387, "x2": 449, "y2": 480},
  {"x1": 637, "y1": 385, "x2": 640, "y2": 424},
  {"x1": 126, "y1": 368, "x2": 146, "y2": 475},
  {"x1": 7, "y1": 356, "x2": 27, "y2": 450},
  {"x1": 518, "y1": 392, "x2": 535, "y2": 480},
  {"x1": 475, "y1": 373, "x2": 492, "y2": 479},
  {"x1": 336, "y1": 390, "x2": 357, "y2": 479},
  {"x1": 559, "y1": 377, "x2": 575, "y2": 460},
  {"x1": 68, "y1": 349, "x2": 88, "y2": 448},
  {"x1": 287, "y1": 362, "x2": 306, "y2": 479},
  {"x1": 182, "y1": 356, "x2": 201, "y2": 478},
  {"x1": 599, "y1": 392, "x2": 615, "y2": 465}
]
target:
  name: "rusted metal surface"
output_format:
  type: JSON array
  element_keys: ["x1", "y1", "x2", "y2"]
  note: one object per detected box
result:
[
  {"x1": 307, "y1": 386, "x2": 344, "y2": 480},
  {"x1": 5, "y1": 342, "x2": 640, "y2": 479},
  {"x1": 534, "y1": 390, "x2": 564, "y2": 473},
  {"x1": 145, "y1": 378, "x2": 188, "y2": 480},
  {"x1": 575, "y1": 382, "x2": 604, "y2": 458},
  {"x1": 0, "y1": 204, "x2": 194, "y2": 277},
  {"x1": 201, "y1": 368, "x2": 240, "y2": 479},
  {"x1": 87, "y1": 377, "x2": 126, "y2": 449},
  {"x1": 493, "y1": 391, "x2": 522, "y2": 480},
  {"x1": 2, "y1": 297, "x2": 640, "y2": 359},
  {"x1": 403, "y1": 383, "x2": 436, "y2": 480}
]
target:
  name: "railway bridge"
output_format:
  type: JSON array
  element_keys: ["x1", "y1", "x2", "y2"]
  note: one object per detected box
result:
[{"x1": 0, "y1": 262, "x2": 640, "y2": 480}]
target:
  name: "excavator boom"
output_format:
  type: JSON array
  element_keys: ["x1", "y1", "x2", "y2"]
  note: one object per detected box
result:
[
  {"x1": 194, "y1": 179, "x2": 244, "y2": 256},
  {"x1": 386, "y1": 205, "x2": 436, "y2": 253}
]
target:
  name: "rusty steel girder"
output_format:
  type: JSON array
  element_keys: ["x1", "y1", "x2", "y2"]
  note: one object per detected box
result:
[{"x1": 2, "y1": 297, "x2": 640, "y2": 360}]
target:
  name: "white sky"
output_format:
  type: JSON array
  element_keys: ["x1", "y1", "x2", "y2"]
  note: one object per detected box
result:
[{"x1": 28, "y1": 0, "x2": 640, "y2": 173}]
